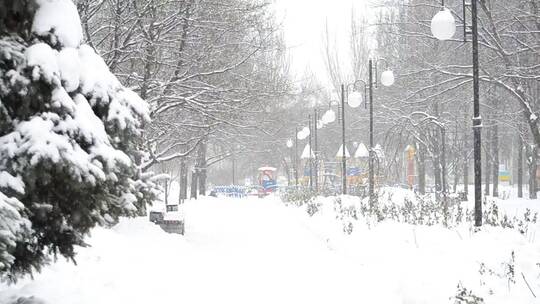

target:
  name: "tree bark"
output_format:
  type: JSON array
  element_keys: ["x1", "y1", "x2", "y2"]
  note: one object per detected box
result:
[
  {"x1": 527, "y1": 144, "x2": 538, "y2": 199},
  {"x1": 433, "y1": 144, "x2": 442, "y2": 199},
  {"x1": 190, "y1": 169, "x2": 198, "y2": 200},
  {"x1": 282, "y1": 156, "x2": 291, "y2": 186},
  {"x1": 416, "y1": 142, "x2": 426, "y2": 195},
  {"x1": 197, "y1": 140, "x2": 207, "y2": 196},
  {"x1": 164, "y1": 179, "x2": 169, "y2": 205},
  {"x1": 463, "y1": 121, "x2": 469, "y2": 195},
  {"x1": 492, "y1": 121, "x2": 499, "y2": 197},
  {"x1": 453, "y1": 157, "x2": 459, "y2": 193},
  {"x1": 138, "y1": 3, "x2": 157, "y2": 101},
  {"x1": 441, "y1": 127, "x2": 448, "y2": 195},
  {"x1": 518, "y1": 136, "x2": 523, "y2": 198},
  {"x1": 432, "y1": 104, "x2": 441, "y2": 198},
  {"x1": 179, "y1": 158, "x2": 187, "y2": 204},
  {"x1": 484, "y1": 119, "x2": 491, "y2": 196}
]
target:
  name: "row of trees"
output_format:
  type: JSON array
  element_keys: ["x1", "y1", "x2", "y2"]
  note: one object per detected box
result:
[
  {"x1": 368, "y1": 0, "x2": 539, "y2": 199},
  {"x1": 1, "y1": 0, "x2": 296, "y2": 282},
  {"x1": 76, "y1": 0, "x2": 293, "y2": 200},
  {"x1": 269, "y1": 0, "x2": 538, "y2": 201}
]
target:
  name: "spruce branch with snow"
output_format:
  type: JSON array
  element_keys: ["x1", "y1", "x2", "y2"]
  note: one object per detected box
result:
[{"x1": 0, "y1": 0, "x2": 157, "y2": 281}]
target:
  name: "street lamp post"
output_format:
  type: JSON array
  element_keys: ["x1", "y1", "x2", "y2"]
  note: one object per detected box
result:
[
  {"x1": 294, "y1": 127, "x2": 299, "y2": 188},
  {"x1": 339, "y1": 79, "x2": 369, "y2": 196},
  {"x1": 336, "y1": 65, "x2": 393, "y2": 203},
  {"x1": 368, "y1": 60, "x2": 375, "y2": 206},
  {"x1": 313, "y1": 109, "x2": 319, "y2": 193},
  {"x1": 340, "y1": 84, "x2": 347, "y2": 194},
  {"x1": 308, "y1": 115, "x2": 314, "y2": 191},
  {"x1": 319, "y1": 103, "x2": 338, "y2": 193},
  {"x1": 430, "y1": 0, "x2": 482, "y2": 226},
  {"x1": 286, "y1": 138, "x2": 294, "y2": 186},
  {"x1": 471, "y1": 0, "x2": 482, "y2": 228},
  {"x1": 366, "y1": 58, "x2": 394, "y2": 207}
]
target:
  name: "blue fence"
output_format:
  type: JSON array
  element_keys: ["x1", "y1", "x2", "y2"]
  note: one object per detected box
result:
[{"x1": 211, "y1": 185, "x2": 248, "y2": 198}]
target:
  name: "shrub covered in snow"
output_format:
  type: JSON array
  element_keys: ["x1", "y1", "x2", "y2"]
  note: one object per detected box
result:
[
  {"x1": 5, "y1": 295, "x2": 47, "y2": 304},
  {"x1": 0, "y1": 0, "x2": 158, "y2": 281},
  {"x1": 280, "y1": 187, "x2": 317, "y2": 207},
  {"x1": 333, "y1": 193, "x2": 538, "y2": 232},
  {"x1": 284, "y1": 188, "x2": 538, "y2": 236},
  {"x1": 453, "y1": 284, "x2": 485, "y2": 304}
]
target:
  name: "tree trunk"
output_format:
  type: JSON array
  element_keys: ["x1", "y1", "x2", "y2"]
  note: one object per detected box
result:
[
  {"x1": 164, "y1": 179, "x2": 169, "y2": 205},
  {"x1": 282, "y1": 157, "x2": 291, "y2": 186},
  {"x1": 484, "y1": 121, "x2": 491, "y2": 196},
  {"x1": 492, "y1": 121, "x2": 499, "y2": 197},
  {"x1": 463, "y1": 112, "x2": 469, "y2": 195},
  {"x1": 179, "y1": 159, "x2": 187, "y2": 204},
  {"x1": 416, "y1": 143, "x2": 426, "y2": 195},
  {"x1": 518, "y1": 136, "x2": 523, "y2": 198},
  {"x1": 197, "y1": 140, "x2": 207, "y2": 196},
  {"x1": 453, "y1": 158, "x2": 459, "y2": 193},
  {"x1": 453, "y1": 116, "x2": 459, "y2": 193},
  {"x1": 527, "y1": 144, "x2": 538, "y2": 199},
  {"x1": 163, "y1": 0, "x2": 193, "y2": 93},
  {"x1": 433, "y1": 144, "x2": 442, "y2": 200},
  {"x1": 432, "y1": 104, "x2": 441, "y2": 199},
  {"x1": 139, "y1": 19, "x2": 156, "y2": 101},
  {"x1": 190, "y1": 169, "x2": 198, "y2": 200},
  {"x1": 441, "y1": 127, "x2": 448, "y2": 194},
  {"x1": 484, "y1": 151, "x2": 491, "y2": 196}
]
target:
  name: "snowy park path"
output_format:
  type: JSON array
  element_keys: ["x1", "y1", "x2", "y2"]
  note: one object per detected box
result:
[
  {"x1": 2, "y1": 195, "x2": 538, "y2": 303},
  {"x1": 0, "y1": 196, "x2": 391, "y2": 304},
  {"x1": 180, "y1": 197, "x2": 379, "y2": 304}
]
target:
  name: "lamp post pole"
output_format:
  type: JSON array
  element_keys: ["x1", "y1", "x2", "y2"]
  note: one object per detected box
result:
[
  {"x1": 308, "y1": 115, "x2": 314, "y2": 191},
  {"x1": 365, "y1": 58, "x2": 394, "y2": 207},
  {"x1": 314, "y1": 109, "x2": 319, "y2": 193},
  {"x1": 430, "y1": 0, "x2": 482, "y2": 226},
  {"x1": 295, "y1": 127, "x2": 300, "y2": 188},
  {"x1": 471, "y1": 0, "x2": 482, "y2": 227},
  {"x1": 341, "y1": 84, "x2": 347, "y2": 195},
  {"x1": 368, "y1": 59, "x2": 375, "y2": 208}
]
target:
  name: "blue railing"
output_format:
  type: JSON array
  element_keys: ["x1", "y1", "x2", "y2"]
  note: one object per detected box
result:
[{"x1": 210, "y1": 185, "x2": 248, "y2": 198}]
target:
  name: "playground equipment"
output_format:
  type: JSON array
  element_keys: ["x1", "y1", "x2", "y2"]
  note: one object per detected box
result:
[{"x1": 258, "y1": 166, "x2": 277, "y2": 196}]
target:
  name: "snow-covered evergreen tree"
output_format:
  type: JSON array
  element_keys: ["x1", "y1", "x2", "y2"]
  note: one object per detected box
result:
[
  {"x1": 0, "y1": 172, "x2": 31, "y2": 281},
  {"x1": 0, "y1": 0, "x2": 157, "y2": 281}
]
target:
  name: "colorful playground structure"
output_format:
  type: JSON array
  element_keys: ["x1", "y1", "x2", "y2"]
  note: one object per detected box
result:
[{"x1": 258, "y1": 166, "x2": 278, "y2": 196}]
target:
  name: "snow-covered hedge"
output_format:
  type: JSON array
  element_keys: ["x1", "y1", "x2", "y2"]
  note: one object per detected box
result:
[{"x1": 0, "y1": 0, "x2": 157, "y2": 281}]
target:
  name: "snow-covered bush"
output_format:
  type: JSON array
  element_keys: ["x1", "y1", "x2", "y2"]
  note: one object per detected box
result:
[
  {"x1": 280, "y1": 187, "x2": 317, "y2": 207},
  {"x1": 0, "y1": 0, "x2": 157, "y2": 281},
  {"x1": 306, "y1": 201, "x2": 321, "y2": 217},
  {"x1": 303, "y1": 193, "x2": 538, "y2": 234},
  {"x1": 5, "y1": 295, "x2": 46, "y2": 304},
  {"x1": 453, "y1": 284, "x2": 485, "y2": 304}
]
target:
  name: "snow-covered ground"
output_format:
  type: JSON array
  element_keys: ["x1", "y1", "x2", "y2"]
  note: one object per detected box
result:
[{"x1": 0, "y1": 187, "x2": 539, "y2": 304}]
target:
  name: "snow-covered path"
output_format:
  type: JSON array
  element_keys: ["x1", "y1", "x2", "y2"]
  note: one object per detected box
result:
[
  {"x1": 179, "y1": 197, "x2": 386, "y2": 304},
  {"x1": 2, "y1": 194, "x2": 539, "y2": 304},
  {"x1": 0, "y1": 196, "x2": 392, "y2": 304}
]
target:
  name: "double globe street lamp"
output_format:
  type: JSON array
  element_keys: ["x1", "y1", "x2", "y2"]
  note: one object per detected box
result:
[
  {"x1": 339, "y1": 59, "x2": 394, "y2": 199},
  {"x1": 430, "y1": 0, "x2": 482, "y2": 227},
  {"x1": 287, "y1": 59, "x2": 394, "y2": 198}
]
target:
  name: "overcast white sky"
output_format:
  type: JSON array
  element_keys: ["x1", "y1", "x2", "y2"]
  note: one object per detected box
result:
[{"x1": 272, "y1": 0, "x2": 372, "y2": 85}]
